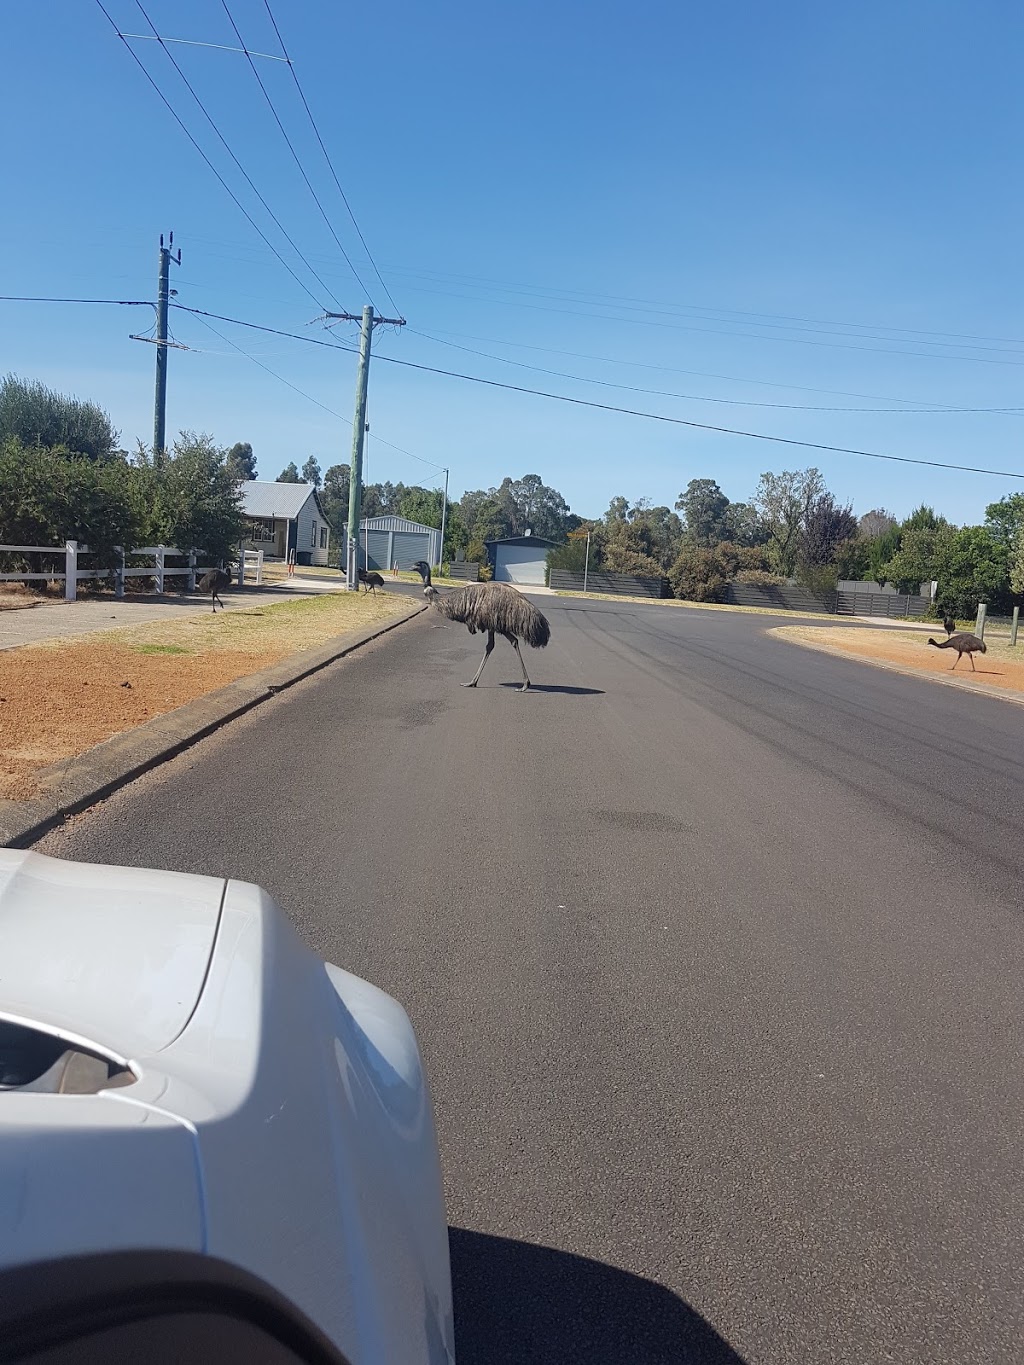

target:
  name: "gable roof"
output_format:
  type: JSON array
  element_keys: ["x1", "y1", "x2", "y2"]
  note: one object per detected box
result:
[
  {"x1": 240, "y1": 480, "x2": 321, "y2": 520},
  {"x1": 484, "y1": 534, "x2": 560, "y2": 549}
]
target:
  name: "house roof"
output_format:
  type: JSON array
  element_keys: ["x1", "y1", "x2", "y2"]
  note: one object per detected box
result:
[
  {"x1": 342, "y1": 516, "x2": 441, "y2": 535},
  {"x1": 240, "y1": 480, "x2": 320, "y2": 520},
  {"x1": 484, "y1": 534, "x2": 560, "y2": 549}
]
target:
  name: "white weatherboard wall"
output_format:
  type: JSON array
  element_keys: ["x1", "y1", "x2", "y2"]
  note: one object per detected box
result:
[
  {"x1": 493, "y1": 543, "x2": 547, "y2": 585},
  {"x1": 295, "y1": 497, "x2": 330, "y2": 567}
]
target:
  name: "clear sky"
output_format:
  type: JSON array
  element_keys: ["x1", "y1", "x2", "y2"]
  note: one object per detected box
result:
[{"x1": 2, "y1": 0, "x2": 1022, "y2": 523}]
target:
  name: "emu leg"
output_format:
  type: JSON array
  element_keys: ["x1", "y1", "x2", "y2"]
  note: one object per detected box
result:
[
  {"x1": 969, "y1": 652, "x2": 976, "y2": 671},
  {"x1": 510, "y1": 635, "x2": 532, "y2": 691},
  {"x1": 951, "y1": 653, "x2": 960, "y2": 669},
  {"x1": 463, "y1": 630, "x2": 494, "y2": 687}
]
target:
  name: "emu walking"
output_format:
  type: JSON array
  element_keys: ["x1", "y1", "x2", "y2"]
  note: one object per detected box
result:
[
  {"x1": 928, "y1": 632, "x2": 986, "y2": 670},
  {"x1": 940, "y1": 611, "x2": 956, "y2": 637},
  {"x1": 413, "y1": 561, "x2": 550, "y2": 691},
  {"x1": 358, "y1": 567, "x2": 384, "y2": 595},
  {"x1": 198, "y1": 567, "x2": 231, "y2": 613}
]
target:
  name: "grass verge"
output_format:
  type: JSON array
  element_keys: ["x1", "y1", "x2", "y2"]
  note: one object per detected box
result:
[
  {"x1": 773, "y1": 624, "x2": 1024, "y2": 698},
  {"x1": 0, "y1": 591, "x2": 408, "y2": 801}
]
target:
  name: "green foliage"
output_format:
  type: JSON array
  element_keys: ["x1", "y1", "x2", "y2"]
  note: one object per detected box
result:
[
  {"x1": 1011, "y1": 528, "x2": 1024, "y2": 596},
  {"x1": 932, "y1": 526, "x2": 1010, "y2": 617},
  {"x1": 459, "y1": 474, "x2": 575, "y2": 544},
  {"x1": 147, "y1": 433, "x2": 246, "y2": 561},
  {"x1": 881, "y1": 524, "x2": 953, "y2": 594},
  {"x1": 753, "y1": 467, "x2": 824, "y2": 576},
  {"x1": 398, "y1": 486, "x2": 444, "y2": 527},
  {"x1": 668, "y1": 542, "x2": 767, "y2": 602},
  {"x1": 675, "y1": 479, "x2": 731, "y2": 546},
  {"x1": 0, "y1": 436, "x2": 144, "y2": 572},
  {"x1": 276, "y1": 462, "x2": 300, "y2": 483},
  {"x1": 984, "y1": 493, "x2": 1024, "y2": 548},
  {"x1": 866, "y1": 522, "x2": 902, "y2": 585},
  {"x1": 301, "y1": 456, "x2": 322, "y2": 487},
  {"x1": 320, "y1": 463, "x2": 350, "y2": 534},
  {"x1": 226, "y1": 442, "x2": 257, "y2": 481},
  {"x1": 546, "y1": 535, "x2": 593, "y2": 573},
  {"x1": 0, "y1": 373, "x2": 118, "y2": 461}
]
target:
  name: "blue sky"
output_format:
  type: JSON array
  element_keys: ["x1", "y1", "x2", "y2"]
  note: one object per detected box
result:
[{"x1": 2, "y1": 0, "x2": 1023, "y2": 523}]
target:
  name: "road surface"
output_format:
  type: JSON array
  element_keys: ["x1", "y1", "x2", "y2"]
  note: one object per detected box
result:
[{"x1": 38, "y1": 596, "x2": 1024, "y2": 1364}]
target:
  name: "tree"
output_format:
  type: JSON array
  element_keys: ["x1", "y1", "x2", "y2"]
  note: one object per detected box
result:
[
  {"x1": 226, "y1": 442, "x2": 257, "y2": 481},
  {"x1": 301, "y1": 456, "x2": 322, "y2": 487},
  {"x1": 320, "y1": 463, "x2": 350, "y2": 534},
  {"x1": 932, "y1": 526, "x2": 1010, "y2": 618},
  {"x1": 151, "y1": 433, "x2": 246, "y2": 560},
  {"x1": 1011, "y1": 528, "x2": 1024, "y2": 596},
  {"x1": 675, "y1": 479, "x2": 731, "y2": 546},
  {"x1": 800, "y1": 493, "x2": 858, "y2": 569},
  {"x1": 0, "y1": 373, "x2": 118, "y2": 461},
  {"x1": 398, "y1": 486, "x2": 443, "y2": 527},
  {"x1": 984, "y1": 493, "x2": 1024, "y2": 549},
  {"x1": 669, "y1": 542, "x2": 767, "y2": 603},
  {"x1": 858, "y1": 509, "x2": 901, "y2": 584},
  {"x1": 859, "y1": 507, "x2": 897, "y2": 540},
  {"x1": 276, "y1": 462, "x2": 300, "y2": 483},
  {"x1": 753, "y1": 468, "x2": 825, "y2": 577},
  {"x1": 882, "y1": 525, "x2": 953, "y2": 595},
  {"x1": 723, "y1": 501, "x2": 765, "y2": 547}
]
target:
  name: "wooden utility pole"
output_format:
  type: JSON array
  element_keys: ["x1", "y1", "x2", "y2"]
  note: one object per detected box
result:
[
  {"x1": 326, "y1": 306, "x2": 405, "y2": 590},
  {"x1": 131, "y1": 232, "x2": 182, "y2": 459}
]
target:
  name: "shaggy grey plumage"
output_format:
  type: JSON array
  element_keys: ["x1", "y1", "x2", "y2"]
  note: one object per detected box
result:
[
  {"x1": 942, "y1": 613, "x2": 956, "y2": 637},
  {"x1": 198, "y1": 567, "x2": 231, "y2": 613},
  {"x1": 413, "y1": 561, "x2": 550, "y2": 690},
  {"x1": 358, "y1": 568, "x2": 384, "y2": 595},
  {"x1": 927, "y1": 632, "x2": 986, "y2": 670}
]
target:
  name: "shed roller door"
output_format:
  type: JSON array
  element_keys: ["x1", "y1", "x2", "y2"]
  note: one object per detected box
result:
[
  {"x1": 365, "y1": 530, "x2": 390, "y2": 570},
  {"x1": 494, "y1": 545, "x2": 546, "y2": 585},
  {"x1": 392, "y1": 531, "x2": 431, "y2": 570}
]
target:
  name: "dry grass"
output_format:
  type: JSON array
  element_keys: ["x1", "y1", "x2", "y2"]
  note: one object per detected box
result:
[
  {"x1": 0, "y1": 583, "x2": 51, "y2": 611},
  {"x1": 0, "y1": 591, "x2": 409, "y2": 801},
  {"x1": 774, "y1": 624, "x2": 1024, "y2": 696}
]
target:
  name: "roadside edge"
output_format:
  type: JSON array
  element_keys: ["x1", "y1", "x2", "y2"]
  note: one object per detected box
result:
[{"x1": 0, "y1": 601, "x2": 426, "y2": 849}]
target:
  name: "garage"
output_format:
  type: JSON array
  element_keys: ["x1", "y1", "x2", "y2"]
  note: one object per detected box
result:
[
  {"x1": 487, "y1": 534, "x2": 559, "y2": 586},
  {"x1": 342, "y1": 516, "x2": 442, "y2": 571}
]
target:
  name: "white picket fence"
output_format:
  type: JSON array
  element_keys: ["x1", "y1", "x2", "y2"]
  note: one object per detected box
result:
[{"x1": 0, "y1": 542, "x2": 263, "y2": 601}]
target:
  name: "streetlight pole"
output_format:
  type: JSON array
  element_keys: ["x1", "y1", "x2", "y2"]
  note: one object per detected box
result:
[{"x1": 438, "y1": 467, "x2": 449, "y2": 573}]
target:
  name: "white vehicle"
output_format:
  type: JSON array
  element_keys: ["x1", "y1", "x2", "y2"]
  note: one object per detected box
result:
[{"x1": 0, "y1": 850, "x2": 455, "y2": 1365}]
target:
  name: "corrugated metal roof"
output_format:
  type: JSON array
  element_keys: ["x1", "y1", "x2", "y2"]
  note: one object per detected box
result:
[
  {"x1": 240, "y1": 480, "x2": 316, "y2": 520},
  {"x1": 484, "y1": 534, "x2": 560, "y2": 548},
  {"x1": 360, "y1": 516, "x2": 440, "y2": 534}
]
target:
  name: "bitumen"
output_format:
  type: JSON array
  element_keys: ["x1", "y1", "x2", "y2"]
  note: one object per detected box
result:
[{"x1": 31, "y1": 596, "x2": 1024, "y2": 1364}]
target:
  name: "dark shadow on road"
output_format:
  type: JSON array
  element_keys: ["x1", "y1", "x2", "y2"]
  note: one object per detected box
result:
[
  {"x1": 450, "y1": 1228, "x2": 747, "y2": 1365},
  {"x1": 497, "y1": 683, "x2": 606, "y2": 695}
]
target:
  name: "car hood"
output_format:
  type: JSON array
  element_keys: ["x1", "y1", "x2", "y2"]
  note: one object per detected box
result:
[{"x1": 0, "y1": 849, "x2": 224, "y2": 1057}]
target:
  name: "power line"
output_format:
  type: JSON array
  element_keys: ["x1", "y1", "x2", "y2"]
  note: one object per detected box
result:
[
  {"x1": 95, "y1": 0, "x2": 329, "y2": 312},
  {"x1": 168, "y1": 304, "x2": 1024, "y2": 480},
  {"x1": 219, "y1": 0, "x2": 377, "y2": 308},
  {"x1": 130, "y1": 0, "x2": 345, "y2": 311},
  {"x1": 388, "y1": 280, "x2": 1024, "y2": 367},
  {"x1": 367, "y1": 431, "x2": 447, "y2": 474},
  {"x1": 407, "y1": 329, "x2": 1024, "y2": 416},
  {"x1": 0, "y1": 295, "x2": 152, "y2": 306},
  {"x1": 407, "y1": 326, "x2": 1024, "y2": 413},
  {"x1": 185, "y1": 310, "x2": 344, "y2": 417},
  {"x1": 261, "y1": 0, "x2": 403, "y2": 319}
]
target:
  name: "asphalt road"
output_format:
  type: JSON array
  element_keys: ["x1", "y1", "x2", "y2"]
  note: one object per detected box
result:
[{"x1": 38, "y1": 595, "x2": 1024, "y2": 1364}]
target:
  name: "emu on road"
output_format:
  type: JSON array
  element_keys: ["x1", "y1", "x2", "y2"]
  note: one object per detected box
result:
[
  {"x1": 413, "y1": 561, "x2": 550, "y2": 691},
  {"x1": 198, "y1": 567, "x2": 231, "y2": 613},
  {"x1": 358, "y1": 567, "x2": 384, "y2": 595},
  {"x1": 928, "y1": 632, "x2": 986, "y2": 670}
]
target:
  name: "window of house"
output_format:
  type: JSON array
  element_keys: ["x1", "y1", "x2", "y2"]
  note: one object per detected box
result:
[
  {"x1": 311, "y1": 520, "x2": 317, "y2": 547},
  {"x1": 320, "y1": 527, "x2": 328, "y2": 548},
  {"x1": 251, "y1": 518, "x2": 275, "y2": 543}
]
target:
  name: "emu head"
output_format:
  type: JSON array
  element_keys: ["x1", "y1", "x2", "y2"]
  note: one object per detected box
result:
[{"x1": 412, "y1": 560, "x2": 432, "y2": 587}]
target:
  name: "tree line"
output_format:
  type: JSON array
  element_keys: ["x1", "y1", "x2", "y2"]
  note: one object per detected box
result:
[{"x1": 2, "y1": 372, "x2": 1022, "y2": 617}]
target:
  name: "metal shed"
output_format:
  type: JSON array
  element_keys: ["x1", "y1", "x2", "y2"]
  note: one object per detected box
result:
[
  {"x1": 486, "y1": 534, "x2": 559, "y2": 586},
  {"x1": 343, "y1": 516, "x2": 442, "y2": 571}
]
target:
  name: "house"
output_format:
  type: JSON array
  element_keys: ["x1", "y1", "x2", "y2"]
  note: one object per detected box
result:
[
  {"x1": 341, "y1": 516, "x2": 442, "y2": 571},
  {"x1": 239, "y1": 481, "x2": 331, "y2": 567},
  {"x1": 485, "y1": 533, "x2": 560, "y2": 586}
]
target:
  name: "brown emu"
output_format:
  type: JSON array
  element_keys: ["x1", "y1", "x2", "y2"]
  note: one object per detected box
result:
[
  {"x1": 927, "y1": 633, "x2": 986, "y2": 670},
  {"x1": 413, "y1": 561, "x2": 550, "y2": 691},
  {"x1": 358, "y1": 567, "x2": 384, "y2": 595},
  {"x1": 198, "y1": 567, "x2": 231, "y2": 613}
]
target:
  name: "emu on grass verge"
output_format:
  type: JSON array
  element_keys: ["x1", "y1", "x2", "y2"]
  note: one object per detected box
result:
[
  {"x1": 927, "y1": 633, "x2": 986, "y2": 670},
  {"x1": 198, "y1": 568, "x2": 231, "y2": 613},
  {"x1": 413, "y1": 561, "x2": 550, "y2": 691},
  {"x1": 358, "y1": 567, "x2": 384, "y2": 595}
]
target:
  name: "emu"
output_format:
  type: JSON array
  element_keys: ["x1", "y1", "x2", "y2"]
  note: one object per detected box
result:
[
  {"x1": 413, "y1": 561, "x2": 550, "y2": 691},
  {"x1": 358, "y1": 567, "x2": 384, "y2": 595},
  {"x1": 927, "y1": 632, "x2": 986, "y2": 670},
  {"x1": 940, "y1": 611, "x2": 956, "y2": 637},
  {"x1": 197, "y1": 567, "x2": 231, "y2": 613}
]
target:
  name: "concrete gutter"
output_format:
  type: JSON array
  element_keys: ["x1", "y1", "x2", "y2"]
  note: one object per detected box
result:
[{"x1": 0, "y1": 601, "x2": 425, "y2": 849}]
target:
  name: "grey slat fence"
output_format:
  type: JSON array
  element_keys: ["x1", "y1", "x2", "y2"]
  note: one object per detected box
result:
[
  {"x1": 448, "y1": 562, "x2": 481, "y2": 581},
  {"x1": 548, "y1": 569, "x2": 668, "y2": 597}
]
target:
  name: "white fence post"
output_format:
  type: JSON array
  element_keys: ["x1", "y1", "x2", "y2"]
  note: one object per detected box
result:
[
  {"x1": 187, "y1": 549, "x2": 197, "y2": 593},
  {"x1": 255, "y1": 549, "x2": 264, "y2": 585},
  {"x1": 65, "y1": 540, "x2": 78, "y2": 601},
  {"x1": 115, "y1": 547, "x2": 125, "y2": 600},
  {"x1": 237, "y1": 543, "x2": 245, "y2": 586},
  {"x1": 975, "y1": 602, "x2": 987, "y2": 641},
  {"x1": 155, "y1": 545, "x2": 165, "y2": 594}
]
